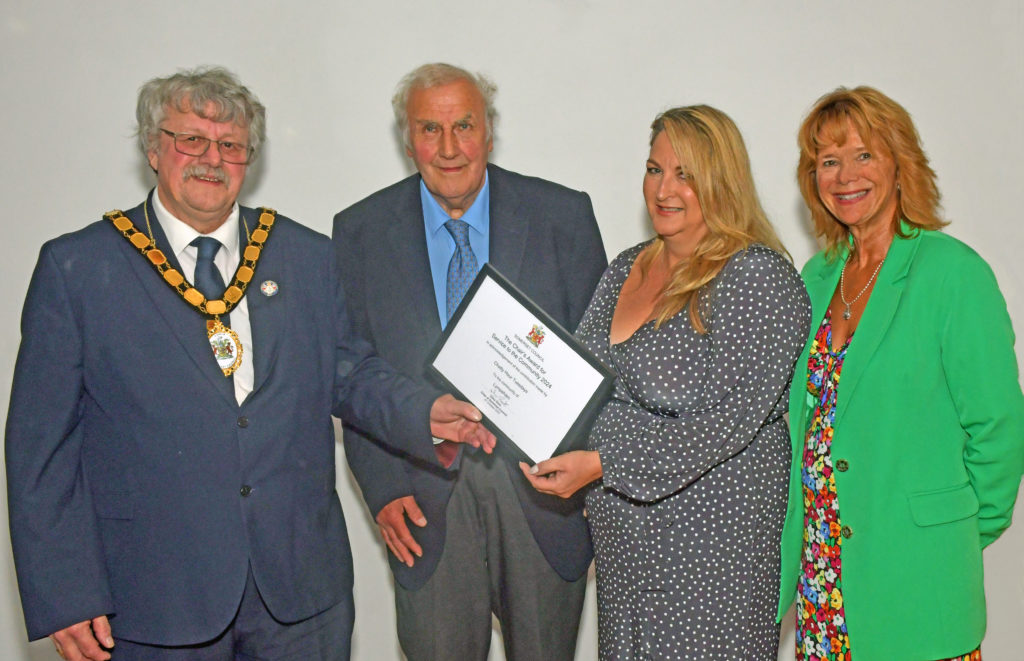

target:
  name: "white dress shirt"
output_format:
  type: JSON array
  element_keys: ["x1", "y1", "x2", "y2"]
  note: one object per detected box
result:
[{"x1": 152, "y1": 191, "x2": 254, "y2": 405}]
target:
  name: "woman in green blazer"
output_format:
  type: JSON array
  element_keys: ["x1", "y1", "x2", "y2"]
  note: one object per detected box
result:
[{"x1": 778, "y1": 86, "x2": 1024, "y2": 660}]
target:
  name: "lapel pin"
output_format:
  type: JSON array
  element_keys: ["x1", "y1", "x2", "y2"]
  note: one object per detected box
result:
[{"x1": 260, "y1": 280, "x2": 279, "y2": 297}]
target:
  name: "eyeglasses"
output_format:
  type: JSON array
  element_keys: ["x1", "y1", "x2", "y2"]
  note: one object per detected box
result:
[{"x1": 159, "y1": 128, "x2": 254, "y2": 164}]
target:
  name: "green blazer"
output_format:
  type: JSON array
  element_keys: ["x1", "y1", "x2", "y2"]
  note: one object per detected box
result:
[{"x1": 777, "y1": 226, "x2": 1024, "y2": 659}]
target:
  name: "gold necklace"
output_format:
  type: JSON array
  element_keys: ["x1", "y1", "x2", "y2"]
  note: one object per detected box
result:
[{"x1": 105, "y1": 202, "x2": 277, "y2": 376}]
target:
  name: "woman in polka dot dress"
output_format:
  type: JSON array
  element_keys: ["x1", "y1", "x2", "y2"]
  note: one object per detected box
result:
[{"x1": 522, "y1": 106, "x2": 810, "y2": 659}]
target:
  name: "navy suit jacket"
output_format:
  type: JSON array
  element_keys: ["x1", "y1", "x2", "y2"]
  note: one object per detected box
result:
[
  {"x1": 5, "y1": 195, "x2": 442, "y2": 644},
  {"x1": 333, "y1": 164, "x2": 606, "y2": 589}
]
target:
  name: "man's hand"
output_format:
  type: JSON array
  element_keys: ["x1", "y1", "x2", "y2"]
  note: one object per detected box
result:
[
  {"x1": 429, "y1": 394, "x2": 496, "y2": 453},
  {"x1": 49, "y1": 616, "x2": 113, "y2": 661},
  {"x1": 519, "y1": 450, "x2": 603, "y2": 499},
  {"x1": 375, "y1": 495, "x2": 427, "y2": 567}
]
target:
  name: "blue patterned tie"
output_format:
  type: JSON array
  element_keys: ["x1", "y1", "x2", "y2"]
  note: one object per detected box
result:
[
  {"x1": 444, "y1": 218, "x2": 479, "y2": 322},
  {"x1": 190, "y1": 236, "x2": 230, "y2": 327}
]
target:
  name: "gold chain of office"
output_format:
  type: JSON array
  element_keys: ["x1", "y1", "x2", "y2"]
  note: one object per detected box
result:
[{"x1": 104, "y1": 207, "x2": 278, "y2": 318}]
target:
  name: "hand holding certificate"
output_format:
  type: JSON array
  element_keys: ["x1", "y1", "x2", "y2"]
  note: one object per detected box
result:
[
  {"x1": 427, "y1": 265, "x2": 614, "y2": 464},
  {"x1": 519, "y1": 450, "x2": 604, "y2": 499}
]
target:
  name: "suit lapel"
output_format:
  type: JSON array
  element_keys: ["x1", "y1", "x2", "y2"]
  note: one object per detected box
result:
[
  {"x1": 240, "y1": 206, "x2": 285, "y2": 396},
  {"x1": 382, "y1": 180, "x2": 442, "y2": 340},
  {"x1": 833, "y1": 229, "x2": 920, "y2": 427},
  {"x1": 120, "y1": 193, "x2": 237, "y2": 407},
  {"x1": 486, "y1": 166, "x2": 528, "y2": 284}
]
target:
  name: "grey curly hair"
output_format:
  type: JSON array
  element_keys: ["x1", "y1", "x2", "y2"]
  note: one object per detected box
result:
[{"x1": 136, "y1": 66, "x2": 266, "y2": 161}]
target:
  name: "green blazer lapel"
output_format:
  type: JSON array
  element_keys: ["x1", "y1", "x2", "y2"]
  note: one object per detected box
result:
[
  {"x1": 806, "y1": 257, "x2": 842, "y2": 338},
  {"x1": 833, "y1": 228, "x2": 921, "y2": 427},
  {"x1": 487, "y1": 166, "x2": 528, "y2": 284},
  {"x1": 789, "y1": 255, "x2": 843, "y2": 441}
]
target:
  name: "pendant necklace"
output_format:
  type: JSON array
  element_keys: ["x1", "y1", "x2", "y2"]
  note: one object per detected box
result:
[
  {"x1": 839, "y1": 255, "x2": 884, "y2": 320},
  {"x1": 105, "y1": 202, "x2": 277, "y2": 376}
]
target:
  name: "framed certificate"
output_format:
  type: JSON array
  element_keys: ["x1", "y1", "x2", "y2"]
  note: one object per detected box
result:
[{"x1": 427, "y1": 264, "x2": 614, "y2": 464}]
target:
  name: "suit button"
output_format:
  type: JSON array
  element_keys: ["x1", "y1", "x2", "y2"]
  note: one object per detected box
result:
[
  {"x1": 240, "y1": 485, "x2": 253, "y2": 497},
  {"x1": 237, "y1": 416, "x2": 249, "y2": 428},
  {"x1": 841, "y1": 525, "x2": 853, "y2": 539},
  {"x1": 836, "y1": 459, "x2": 849, "y2": 472}
]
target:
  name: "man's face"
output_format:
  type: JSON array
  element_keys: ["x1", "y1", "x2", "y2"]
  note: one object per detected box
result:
[
  {"x1": 147, "y1": 103, "x2": 249, "y2": 233},
  {"x1": 405, "y1": 79, "x2": 492, "y2": 219}
]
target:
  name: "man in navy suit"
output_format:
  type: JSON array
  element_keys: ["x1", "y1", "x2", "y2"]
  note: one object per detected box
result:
[
  {"x1": 4, "y1": 66, "x2": 493, "y2": 661},
  {"x1": 333, "y1": 63, "x2": 606, "y2": 660}
]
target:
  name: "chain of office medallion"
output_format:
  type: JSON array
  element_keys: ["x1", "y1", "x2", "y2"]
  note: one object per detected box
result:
[{"x1": 104, "y1": 207, "x2": 277, "y2": 317}]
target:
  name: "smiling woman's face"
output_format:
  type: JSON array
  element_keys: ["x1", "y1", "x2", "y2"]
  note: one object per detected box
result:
[
  {"x1": 643, "y1": 131, "x2": 708, "y2": 254},
  {"x1": 815, "y1": 121, "x2": 899, "y2": 239}
]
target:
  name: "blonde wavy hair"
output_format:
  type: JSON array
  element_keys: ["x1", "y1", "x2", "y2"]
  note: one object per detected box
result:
[
  {"x1": 639, "y1": 105, "x2": 787, "y2": 334},
  {"x1": 797, "y1": 86, "x2": 945, "y2": 257}
]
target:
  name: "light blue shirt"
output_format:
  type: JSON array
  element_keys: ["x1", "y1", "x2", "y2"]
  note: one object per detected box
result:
[{"x1": 421, "y1": 174, "x2": 490, "y2": 327}]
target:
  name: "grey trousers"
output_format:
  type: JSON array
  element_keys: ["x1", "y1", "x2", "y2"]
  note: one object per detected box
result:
[{"x1": 395, "y1": 451, "x2": 587, "y2": 661}]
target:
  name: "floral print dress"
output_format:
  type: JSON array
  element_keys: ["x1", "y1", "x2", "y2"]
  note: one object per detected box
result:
[
  {"x1": 797, "y1": 310, "x2": 852, "y2": 661},
  {"x1": 797, "y1": 310, "x2": 981, "y2": 661}
]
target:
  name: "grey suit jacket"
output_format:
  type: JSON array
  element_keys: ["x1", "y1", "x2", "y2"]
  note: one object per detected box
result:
[
  {"x1": 333, "y1": 164, "x2": 606, "y2": 589},
  {"x1": 5, "y1": 194, "x2": 442, "y2": 644}
]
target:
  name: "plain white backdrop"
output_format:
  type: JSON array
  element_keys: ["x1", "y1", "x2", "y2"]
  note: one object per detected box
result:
[{"x1": 1, "y1": 1, "x2": 1021, "y2": 659}]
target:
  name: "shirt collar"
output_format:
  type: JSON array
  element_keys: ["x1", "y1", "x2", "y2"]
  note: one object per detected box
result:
[
  {"x1": 419, "y1": 172, "x2": 490, "y2": 236},
  {"x1": 151, "y1": 188, "x2": 241, "y2": 261}
]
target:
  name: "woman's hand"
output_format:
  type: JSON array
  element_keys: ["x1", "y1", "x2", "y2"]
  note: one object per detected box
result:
[{"x1": 519, "y1": 450, "x2": 603, "y2": 499}]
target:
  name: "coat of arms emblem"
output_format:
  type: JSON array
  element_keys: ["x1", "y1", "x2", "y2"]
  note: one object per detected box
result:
[{"x1": 526, "y1": 324, "x2": 545, "y2": 347}]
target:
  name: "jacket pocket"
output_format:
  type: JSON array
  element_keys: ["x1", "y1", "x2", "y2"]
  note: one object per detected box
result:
[
  {"x1": 92, "y1": 491, "x2": 134, "y2": 520},
  {"x1": 907, "y1": 482, "x2": 978, "y2": 527}
]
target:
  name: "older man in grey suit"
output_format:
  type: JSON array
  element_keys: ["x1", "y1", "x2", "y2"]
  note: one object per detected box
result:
[{"x1": 333, "y1": 63, "x2": 606, "y2": 660}]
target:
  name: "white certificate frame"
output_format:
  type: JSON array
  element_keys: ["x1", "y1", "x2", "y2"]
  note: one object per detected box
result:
[{"x1": 427, "y1": 264, "x2": 614, "y2": 463}]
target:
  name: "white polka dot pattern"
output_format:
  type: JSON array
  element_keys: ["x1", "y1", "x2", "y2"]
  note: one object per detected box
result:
[{"x1": 576, "y1": 241, "x2": 811, "y2": 660}]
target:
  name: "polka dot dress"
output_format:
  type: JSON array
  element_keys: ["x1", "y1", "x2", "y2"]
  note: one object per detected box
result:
[{"x1": 577, "y1": 241, "x2": 811, "y2": 660}]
